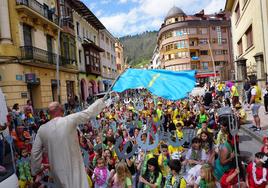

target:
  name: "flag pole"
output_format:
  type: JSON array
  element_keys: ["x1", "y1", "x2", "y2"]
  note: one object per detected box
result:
[
  {"x1": 103, "y1": 56, "x2": 131, "y2": 100},
  {"x1": 207, "y1": 39, "x2": 217, "y2": 80}
]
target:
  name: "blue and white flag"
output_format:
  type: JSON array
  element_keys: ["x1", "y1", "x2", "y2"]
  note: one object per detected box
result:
[{"x1": 112, "y1": 69, "x2": 196, "y2": 100}]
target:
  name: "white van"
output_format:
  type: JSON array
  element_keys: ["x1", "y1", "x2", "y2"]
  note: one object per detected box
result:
[{"x1": 0, "y1": 88, "x2": 19, "y2": 188}]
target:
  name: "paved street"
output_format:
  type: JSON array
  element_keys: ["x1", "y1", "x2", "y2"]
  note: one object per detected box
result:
[{"x1": 239, "y1": 128, "x2": 262, "y2": 163}]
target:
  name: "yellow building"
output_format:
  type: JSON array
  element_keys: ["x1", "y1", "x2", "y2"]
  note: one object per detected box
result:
[
  {"x1": 115, "y1": 40, "x2": 126, "y2": 74},
  {"x1": 0, "y1": 0, "x2": 78, "y2": 109},
  {"x1": 225, "y1": 0, "x2": 268, "y2": 86},
  {"x1": 72, "y1": 1, "x2": 105, "y2": 103}
]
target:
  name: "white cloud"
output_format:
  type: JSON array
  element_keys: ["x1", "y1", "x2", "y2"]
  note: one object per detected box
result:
[
  {"x1": 95, "y1": 10, "x2": 103, "y2": 17},
  {"x1": 204, "y1": 0, "x2": 226, "y2": 14},
  {"x1": 98, "y1": 0, "x2": 226, "y2": 36},
  {"x1": 119, "y1": 0, "x2": 128, "y2": 3},
  {"x1": 100, "y1": 0, "x2": 111, "y2": 4}
]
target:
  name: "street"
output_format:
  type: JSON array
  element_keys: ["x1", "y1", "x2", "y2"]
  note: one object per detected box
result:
[{"x1": 239, "y1": 128, "x2": 261, "y2": 163}]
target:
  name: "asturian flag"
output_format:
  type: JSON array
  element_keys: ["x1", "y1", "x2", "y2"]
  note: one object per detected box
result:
[{"x1": 112, "y1": 69, "x2": 196, "y2": 100}]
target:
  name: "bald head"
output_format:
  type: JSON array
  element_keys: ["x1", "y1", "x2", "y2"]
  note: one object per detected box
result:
[{"x1": 48, "y1": 102, "x2": 63, "y2": 118}]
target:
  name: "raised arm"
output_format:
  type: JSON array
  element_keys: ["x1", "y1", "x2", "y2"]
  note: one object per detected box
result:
[{"x1": 66, "y1": 98, "x2": 107, "y2": 129}]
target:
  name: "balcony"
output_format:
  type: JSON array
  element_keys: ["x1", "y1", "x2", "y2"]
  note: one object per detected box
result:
[
  {"x1": 16, "y1": 0, "x2": 59, "y2": 27},
  {"x1": 86, "y1": 65, "x2": 101, "y2": 76},
  {"x1": 20, "y1": 46, "x2": 76, "y2": 67},
  {"x1": 61, "y1": 18, "x2": 75, "y2": 30}
]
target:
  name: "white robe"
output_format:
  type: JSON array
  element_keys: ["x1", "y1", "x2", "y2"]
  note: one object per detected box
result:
[{"x1": 31, "y1": 99, "x2": 106, "y2": 188}]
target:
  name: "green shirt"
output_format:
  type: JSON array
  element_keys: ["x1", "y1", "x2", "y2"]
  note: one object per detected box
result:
[{"x1": 144, "y1": 172, "x2": 162, "y2": 188}]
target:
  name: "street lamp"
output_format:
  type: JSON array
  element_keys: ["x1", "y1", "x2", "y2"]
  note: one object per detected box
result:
[{"x1": 56, "y1": 7, "x2": 62, "y2": 103}]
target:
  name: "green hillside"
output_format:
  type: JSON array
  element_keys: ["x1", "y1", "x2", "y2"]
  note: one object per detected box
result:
[{"x1": 119, "y1": 31, "x2": 158, "y2": 68}]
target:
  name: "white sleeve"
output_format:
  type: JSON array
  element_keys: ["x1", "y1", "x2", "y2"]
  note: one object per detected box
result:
[
  {"x1": 201, "y1": 149, "x2": 207, "y2": 161},
  {"x1": 186, "y1": 149, "x2": 192, "y2": 160},
  {"x1": 31, "y1": 130, "x2": 43, "y2": 176},
  {"x1": 194, "y1": 176, "x2": 201, "y2": 185},
  {"x1": 251, "y1": 88, "x2": 257, "y2": 96},
  {"x1": 66, "y1": 99, "x2": 106, "y2": 130}
]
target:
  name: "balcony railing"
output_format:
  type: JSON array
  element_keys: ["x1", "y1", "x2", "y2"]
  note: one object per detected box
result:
[
  {"x1": 61, "y1": 19, "x2": 74, "y2": 30},
  {"x1": 16, "y1": 0, "x2": 59, "y2": 25},
  {"x1": 20, "y1": 46, "x2": 76, "y2": 66}
]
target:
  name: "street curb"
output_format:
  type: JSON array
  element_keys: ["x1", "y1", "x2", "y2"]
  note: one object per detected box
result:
[{"x1": 240, "y1": 125, "x2": 263, "y2": 144}]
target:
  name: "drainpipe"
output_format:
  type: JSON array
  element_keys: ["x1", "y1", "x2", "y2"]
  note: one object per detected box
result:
[{"x1": 260, "y1": 0, "x2": 267, "y2": 82}]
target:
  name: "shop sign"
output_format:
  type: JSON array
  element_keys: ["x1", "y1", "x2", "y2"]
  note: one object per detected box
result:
[
  {"x1": 25, "y1": 73, "x2": 36, "y2": 83},
  {"x1": 16, "y1": 75, "x2": 23, "y2": 81},
  {"x1": 21, "y1": 92, "x2": 28, "y2": 98}
]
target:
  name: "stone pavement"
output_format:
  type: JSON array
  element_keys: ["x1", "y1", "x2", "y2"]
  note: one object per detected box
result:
[{"x1": 241, "y1": 105, "x2": 268, "y2": 143}]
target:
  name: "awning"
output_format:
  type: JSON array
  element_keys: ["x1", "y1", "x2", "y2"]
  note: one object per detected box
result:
[
  {"x1": 103, "y1": 80, "x2": 112, "y2": 85},
  {"x1": 196, "y1": 73, "x2": 220, "y2": 78}
]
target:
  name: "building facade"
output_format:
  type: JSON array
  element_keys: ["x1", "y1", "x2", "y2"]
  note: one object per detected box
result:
[
  {"x1": 225, "y1": 0, "x2": 268, "y2": 87},
  {"x1": 0, "y1": 0, "x2": 79, "y2": 109},
  {"x1": 158, "y1": 7, "x2": 234, "y2": 83},
  {"x1": 72, "y1": 1, "x2": 105, "y2": 103},
  {"x1": 99, "y1": 29, "x2": 117, "y2": 91},
  {"x1": 115, "y1": 41, "x2": 125, "y2": 74},
  {"x1": 150, "y1": 46, "x2": 161, "y2": 69}
]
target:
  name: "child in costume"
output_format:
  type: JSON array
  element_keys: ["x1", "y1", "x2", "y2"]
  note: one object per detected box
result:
[
  {"x1": 16, "y1": 147, "x2": 32, "y2": 188},
  {"x1": 246, "y1": 152, "x2": 268, "y2": 188},
  {"x1": 92, "y1": 157, "x2": 110, "y2": 188}
]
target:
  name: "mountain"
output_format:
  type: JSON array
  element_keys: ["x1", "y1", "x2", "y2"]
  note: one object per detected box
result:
[{"x1": 119, "y1": 31, "x2": 158, "y2": 68}]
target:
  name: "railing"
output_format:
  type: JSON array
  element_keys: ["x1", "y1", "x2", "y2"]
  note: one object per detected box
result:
[
  {"x1": 61, "y1": 19, "x2": 74, "y2": 30},
  {"x1": 20, "y1": 46, "x2": 77, "y2": 66},
  {"x1": 16, "y1": 0, "x2": 59, "y2": 25}
]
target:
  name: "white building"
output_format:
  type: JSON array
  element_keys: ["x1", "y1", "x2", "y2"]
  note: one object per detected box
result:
[{"x1": 99, "y1": 29, "x2": 117, "y2": 91}]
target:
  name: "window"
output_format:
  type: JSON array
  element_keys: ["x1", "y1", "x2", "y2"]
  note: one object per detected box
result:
[
  {"x1": 199, "y1": 39, "x2": 208, "y2": 45},
  {"x1": 106, "y1": 37, "x2": 109, "y2": 44},
  {"x1": 101, "y1": 33, "x2": 104, "y2": 40},
  {"x1": 76, "y1": 22, "x2": 80, "y2": 36},
  {"x1": 189, "y1": 28, "x2": 197, "y2": 34},
  {"x1": 245, "y1": 25, "x2": 253, "y2": 48},
  {"x1": 107, "y1": 52, "x2": 110, "y2": 60},
  {"x1": 201, "y1": 62, "x2": 209, "y2": 70},
  {"x1": 46, "y1": 35, "x2": 53, "y2": 62},
  {"x1": 93, "y1": 36, "x2": 96, "y2": 43},
  {"x1": 200, "y1": 50, "x2": 208, "y2": 55},
  {"x1": 117, "y1": 52, "x2": 120, "y2": 59},
  {"x1": 222, "y1": 39, "x2": 227, "y2": 44},
  {"x1": 237, "y1": 38, "x2": 243, "y2": 56},
  {"x1": 23, "y1": 24, "x2": 32, "y2": 46},
  {"x1": 235, "y1": 3, "x2": 240, "y2": 23},
  {"x1": 78, "y1": 50, "x2": 82, "y2": 64}
]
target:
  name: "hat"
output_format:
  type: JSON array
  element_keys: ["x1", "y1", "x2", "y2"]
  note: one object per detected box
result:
[
  {"x1": 235, "y1": 103, "x2": 242, "y2": 108},
  {"x1": 260, "y1": 155, "x2": 268, "y2": 163},
  {"x1": 157, "y1": 101, "x2": 162, "y2": 105}
]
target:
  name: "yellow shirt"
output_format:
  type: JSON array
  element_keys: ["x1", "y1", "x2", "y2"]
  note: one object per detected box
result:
[
  {"x1": 158, "y1": 153, "x2": 169, "y2": 177},
  {"x1": 171, "y1": 176, "x2": 187, "y2": 188},
  {"x1": 168, "y1": 145, "x2": 184, "y2": 154}
]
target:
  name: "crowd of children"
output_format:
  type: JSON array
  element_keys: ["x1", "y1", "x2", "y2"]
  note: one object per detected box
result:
[{"x1": 0, "y1": 81, "x2": 268, "y2": 188}]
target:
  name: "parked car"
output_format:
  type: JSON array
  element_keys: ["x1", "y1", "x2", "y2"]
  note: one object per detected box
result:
[{"x1": 0, "y1": 88, "x2": 19, "y2": 188}]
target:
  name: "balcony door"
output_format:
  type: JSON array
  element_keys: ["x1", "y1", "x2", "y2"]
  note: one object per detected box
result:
[
  {"x1": 46, "y1": 35, "x2": 53, "y2": 63},
  {"x1": 23, "y1": 24, "x2": 33, "y2": 58}
]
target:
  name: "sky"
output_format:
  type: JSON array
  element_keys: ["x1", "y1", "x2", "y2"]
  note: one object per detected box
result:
[{"x1": 81, "y1": 0, "x2": 226, "y2": 37}]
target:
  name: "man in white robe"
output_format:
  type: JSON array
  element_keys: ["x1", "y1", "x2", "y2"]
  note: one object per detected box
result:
[{"x1": 31, "y1": 98, "x2": 107, "y2": 188}]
